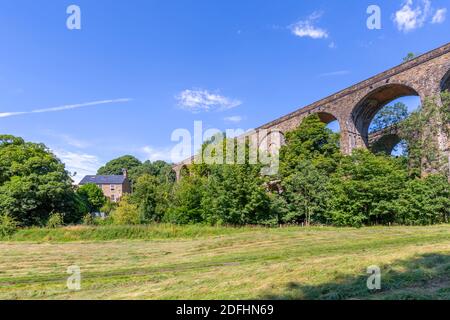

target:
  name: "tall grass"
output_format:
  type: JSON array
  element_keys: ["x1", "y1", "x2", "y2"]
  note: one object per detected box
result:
[{"x1": 0, "y1": 224, "x2": 266, "y2": 242}]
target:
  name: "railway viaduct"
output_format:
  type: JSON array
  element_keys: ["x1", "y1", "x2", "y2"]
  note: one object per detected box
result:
[{"x1": 174, "y1": 42, "x2": 450, "y2": 180}]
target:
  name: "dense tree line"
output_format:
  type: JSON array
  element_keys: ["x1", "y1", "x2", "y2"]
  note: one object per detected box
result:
[
  {"x1": 1, "y1": 93, "x2": 449, "y2": 232},
  {"x1": 112, "y1": 96, "x2": 449, "y2": 227}
]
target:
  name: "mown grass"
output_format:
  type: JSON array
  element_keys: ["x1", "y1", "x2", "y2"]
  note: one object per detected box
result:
[{"x1": 0, "y1": 224, "x2": 449, "y2": 300}]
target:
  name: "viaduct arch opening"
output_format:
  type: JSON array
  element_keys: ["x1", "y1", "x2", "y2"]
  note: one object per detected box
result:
[
  {"x1": 316, "y1": 112, "x2": 341, "y2": 133},
  {"x1": 352, "y1": 84, "x2": 420, "y2": 148},
  {"x1": 371, "y1": 134, "x2": 407, "y2": 156},
  {"x1": 442, "y1": 69, "x2": 450, "y2": 92}
]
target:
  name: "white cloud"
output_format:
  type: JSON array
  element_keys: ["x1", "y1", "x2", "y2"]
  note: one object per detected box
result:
[
  {"x1": 328, "y1": 41, "x2": 337, "y2": 49},
  {"x1": 0, "y1": 98, "x2": 133, "y2": 119},
  {"x1": 318, "y1": 70, "x2": 350, "y2": 78},
  {"x1": 43, "y1": 130, "x2": 92, "y2": 149},
  {"x1": 290, "y1": 12, "x2": 329, "y2": 39},
  {"x1": 53, "y1": 150, "x2": 102, "y2": 184},
  {"x1": 394, "y1": 0, "x2": 431, "y2": 32},
  {"x1": 176, "y1": 89, "x2": 242, "y2": 113},
  {"x1": 59, "y1": 134, "x2": 92, "y2": 149},
  {"x1": 224, "y1": 116, "x2": 244, "y2": 123},
  {"x1": 432, "y1": 8, "x2": 447, "y2": 23}
]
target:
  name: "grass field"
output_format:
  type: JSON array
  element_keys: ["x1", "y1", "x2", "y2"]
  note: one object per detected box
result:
[{"x1": 0, "y1": 225, "x2": 449, "y2": 300}]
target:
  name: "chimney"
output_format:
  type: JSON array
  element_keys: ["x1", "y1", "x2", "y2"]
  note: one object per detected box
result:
[{"x1": 122, "y1": 168, "x2": 128, "y2": 179}]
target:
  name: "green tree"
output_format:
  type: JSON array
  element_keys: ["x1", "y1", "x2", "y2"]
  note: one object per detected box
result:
[
  {"x1": 275, "y1": 115, "x2": 341, "y2": 225},
  {"x1": 327, "y1": 150, "x2": 408, "y2": 227},
  {"x1": 111, "y1": 196, "x2": 141, "y2": 225},
  {"x1": 165, "y1": 176, "x2": 207, "y2": 224},
  {"x1": 130, "y1": 160, "x2": 176, "y2": 184},
  {"x1": 200, "y1": 164, "x2": 273, "y2": 226},
  {"x1": 280, "y1": 162, "x2": 329, "y2": 226},
  {"x1": 403, "y1": 52, "x2": 416, "y2": 62},
  {"x1": 395, "y1": 175, "x2": 450, "y2": 225},
  {"x1": 400, "y1": 93, "x2": 450, "y2": 177},
  {"x1": 279, "y1": 114, "x2": 341, "y2": 178},
  {"x1": 77, "y1": 183, "x2": 106, "y2": 213},
  {"x1": 369, "y1": 102, "x2": 409, "y2": 133},
  {"x1": 130, "y1": 174, "x2": 171, "y2": 222},
  {"x1": 97, "y1": 155, "x2": 142, "y2": 176},
  {"x1": 0, "y1": 135, "x2": 82, "y2": 226}
]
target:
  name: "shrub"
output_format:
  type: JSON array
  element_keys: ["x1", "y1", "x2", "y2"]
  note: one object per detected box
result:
[
  {"x1": 100, "y1": 201, "x2": 117, "y2": 216},
  {"x1": 326, "y1": 150, "x2": 408, "y2": 227},
  {"x1": 82, "y1": 213, "x2": 96, "y2": 226},
  {"x1": 0, "y1": 213, "x2": 19, "y2": 237},
  {"x1": 395, "y1": 175, "x2": 450, "y2": 225},
  {"x1": 95, "y1": 216, "x2": 114, "y2": 226},
  {"x1": 111, "y1": 197, "x2": 141, "y2": 225},
  {"x1": 46, "y1": 212, "x2": 64, "y2": 229},
  {"x1": 77, "y1": 184, "x2": 106, "y2": 213}
]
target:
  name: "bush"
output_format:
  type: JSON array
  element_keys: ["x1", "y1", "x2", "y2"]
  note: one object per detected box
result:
[
  {"x1": 77, "y1": 184, "x2": 106, "y2": 213},
  {"x1": 82, "y1": 213, "x2": 96, "y2": 226},
  {"x1": 46, "y1": 213, "x2": 64, "y2": 229},
  {"x1": 100, "y1": 201, "x2": 117, "y2": 216},
  {"x1": 111, "y1": 197, "x2": 141, "y2": 225},
  {"x1": 0, "y1": 213, "x2": 19, "y2": 237},
  {"x1": 395, "y1": 175, "x2": 450, "y2": 225},
  {"x1": 165, "y1": 176, "x2": 207, "y2": 224},
  {"x1": 326, "y1": 150, "x2": 408, "y2": 227}
]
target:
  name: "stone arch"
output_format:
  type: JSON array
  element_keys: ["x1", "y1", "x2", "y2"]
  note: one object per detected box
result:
[
  {"x1": 316, "y1": 111, "x2": 340, "y2": 125},
  {"x1": 441, "y1": 68, "x2": 450, "y2": 92},
  {"x1": 314, "y1": 111, "x2": 342, "y2": 133},
  {"x1": 371, "y1": 133, "x2": 402, "y2": 155},
  {"x1": 168, "y1": 168, "x2": 178, "y2": 183},
  {"x1": 259, "y1": 130, "x2": 286, "y2": 155},
  {"x1": 351, "y1": 83, "x2": 420, "y2": 147},
  {"x1": 180, "y1": 165, "x2": 190, "y2": 178}
]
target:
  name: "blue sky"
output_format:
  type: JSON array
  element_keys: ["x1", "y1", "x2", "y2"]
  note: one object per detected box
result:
[{"x1": 0, "y1": 0, "x2": 448, "y2": 182}]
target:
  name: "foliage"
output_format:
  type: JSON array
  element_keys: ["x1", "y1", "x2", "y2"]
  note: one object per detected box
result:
[
  {"x1": 279, "y1": 114, "x2": 341, "y2": 178},
  {"x1": 400, "y1": 92, "x2": 450, "y2": 177},
  {"x1": 46, "y1": 212, "x2": 64, "y2": 229},
  {"x1": 111, "y1": 197, "x2": 141, "y2": 225},
  {"x1": 276, "y1": 115, "x2": 340, "y2": 225},
  {"x1": 130, "y1": 174, "x2": 171, "y2": 222},
  {"x1": 326, "y1": 150, "x2": 408, "y2": 227},
  {"x1": 77, "y1": 183, "x2": 106, "y2": 213},
  {"x1": 403, "y1": 52, "x2": 416, "y2": 62},
  {"x1": 165, "y1": 176, "x2": 207, "y2": 224},
  {"x1": 130, "y1": 160, "x2": 176, "y2": 184},
  {"x1": 97, "y1": 155, "x2": 175, "y2": 185},
  {"x1": 280, "y1": 162, "x2": 329, "y2": 225},
  {"x1": 0, "y1": 213, "x2": 19, "y2": 237},
  {"x1": 395, "y1": 175, "x2": 450, "y2": 225},
  {"x1": 82, "y1": 213, "x2": 97, "y2": 226},
  {"x1": 0, "y1": 135, "x2": 82, "y2": 226},
  {"x1": 369, "y1": 102, "x2": 408, "y2": 133},
  {"x1": 100, "y1": 200, "x2": 117, "y2": 216},
  {"x1": 97, "y1": 155, "x2": 141, "y2": 176},
  {"x1": 200, "y1": 164, "x2": 273, "y2": 225}
]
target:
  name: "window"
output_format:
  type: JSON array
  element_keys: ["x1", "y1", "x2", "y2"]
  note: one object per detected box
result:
[
  {"x1": 110, "y1": 184, "x2": 115, "y2": 191},
  {"x1": 111, "y1": 195, "x2": 115, "y2": 202}
]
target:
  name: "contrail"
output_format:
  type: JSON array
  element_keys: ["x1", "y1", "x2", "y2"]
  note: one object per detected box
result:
[{"x1": 0, "y1": 98, "x2": 133, "y2": 118}]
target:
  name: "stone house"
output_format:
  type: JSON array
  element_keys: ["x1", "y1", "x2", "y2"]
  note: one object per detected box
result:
[{"x1": 79, "y1": 169, "x2": 132, "y2": 202}]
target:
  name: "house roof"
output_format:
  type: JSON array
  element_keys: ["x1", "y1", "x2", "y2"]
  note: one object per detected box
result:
[{"x1": 79, "y1": 175, "x2": 127, "y2": 185}]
